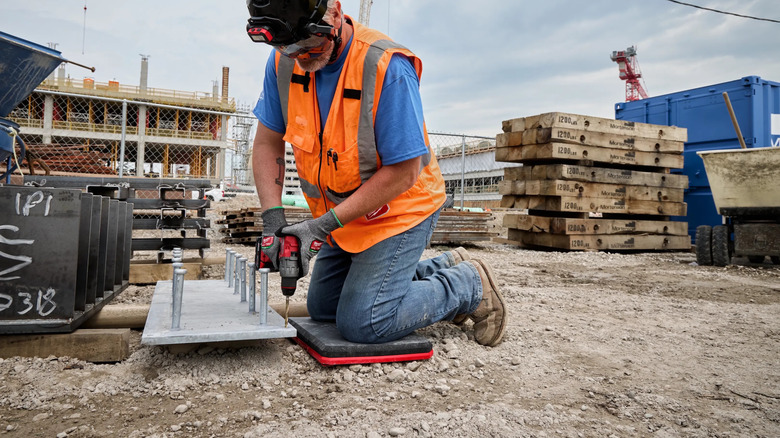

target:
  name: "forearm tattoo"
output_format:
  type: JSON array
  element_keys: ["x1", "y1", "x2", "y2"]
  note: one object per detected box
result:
[{"x1": 275, "y1": 157, "x2": 285, "y2": 187}]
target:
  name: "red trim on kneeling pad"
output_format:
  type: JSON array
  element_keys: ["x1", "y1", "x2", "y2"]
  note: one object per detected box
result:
[{"x1": 293, "y1": 337, "x2": 434, "y2": 366}]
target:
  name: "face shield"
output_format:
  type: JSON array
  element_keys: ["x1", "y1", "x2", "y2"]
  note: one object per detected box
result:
[
  {"x1": 246, "y1": 0, "x2": 332, "y2": 47},
  {"x1": 277, "y1": 35, "x2": 332, "y2": 59}
]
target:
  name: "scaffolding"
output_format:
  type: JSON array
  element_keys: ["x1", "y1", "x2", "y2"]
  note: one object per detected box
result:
[{"x1": 230, "y1": 104, "x2": 255, "y2": 186}]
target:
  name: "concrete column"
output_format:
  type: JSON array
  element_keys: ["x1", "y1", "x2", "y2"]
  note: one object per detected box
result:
[
  {"x1": 43, "y1": 95, "x2": 54, "y2": 144},
  {"x1": 216, "y1": 149, "x2": 225, "y2": 181},
  {"x1": 218, "y1": 114, "x2": 229, "y2": 181},
  {"x1": 220, "y1": 115, "x2": 228, "y2": 141},
  {"x1": 136, "y1": 105, "x2": 147, "y2": 176}
]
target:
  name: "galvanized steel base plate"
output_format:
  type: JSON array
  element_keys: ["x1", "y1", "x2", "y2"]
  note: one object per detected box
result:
[{"x1": 142, "y1": 280, "x2": 296, "y2": 345}]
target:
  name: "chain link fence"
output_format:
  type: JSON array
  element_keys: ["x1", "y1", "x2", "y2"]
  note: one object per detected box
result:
[
  {"x1": 7, "y1": 85, "x2": 509, "y2": 208},
  {"x1": 7, "y1": 83, "x2": 236, "y2": 199},
  {"x1": 428, "y1": 132, "x2": 515, "y2": 210}
]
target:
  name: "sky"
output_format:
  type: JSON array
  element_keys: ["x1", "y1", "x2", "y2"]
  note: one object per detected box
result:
[{"x1": 2, "y1": 1, "x2": 779, "y2": 138}]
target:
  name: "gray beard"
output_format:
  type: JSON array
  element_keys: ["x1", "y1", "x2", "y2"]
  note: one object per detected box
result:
[{"x1": 296, "y1": 42, "x2": 336, "y2": 72}]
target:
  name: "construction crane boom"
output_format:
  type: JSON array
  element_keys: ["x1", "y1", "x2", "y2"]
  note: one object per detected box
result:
[
  {"x1": 359, "y1": 0, "x2": 373, "y2": 26},
  {"x1": 610, "y1": 46, "x2": 649, "y2": 102}
]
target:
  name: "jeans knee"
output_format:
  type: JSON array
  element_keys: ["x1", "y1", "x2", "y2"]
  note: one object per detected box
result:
[
  {"x1": 307, "y1": 301, "x2": 335, "y2": 322},
  {"x1": 337, "y1": 319, "x2": 377, "y2": 344}
]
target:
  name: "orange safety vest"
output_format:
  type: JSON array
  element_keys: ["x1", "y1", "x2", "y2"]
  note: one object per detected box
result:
[{"x1": 275, "y1": 18, "x2": 446, "y2": 253}]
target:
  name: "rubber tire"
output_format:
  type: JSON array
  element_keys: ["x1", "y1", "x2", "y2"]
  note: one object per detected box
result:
[
  {"x1": 748, "y1": 255, "x2": 766, "y2": 264},
  {"x1": 695, "y1": 225, "x2": 713, "y2": 266},
  {"x1": 712, "y1": 225, "x2": 731, "y2": 267},
  {"x1": 206, "y1": 195, "x2": 214, "y2": 201}
]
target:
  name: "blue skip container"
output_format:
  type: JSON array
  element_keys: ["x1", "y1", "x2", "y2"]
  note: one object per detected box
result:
[
  {"x1": 0, "y1": 31, "x2": 66, "y2": 118},
  {"x1": 615, "y1": 76, "x2": 780, "y2": 241}
]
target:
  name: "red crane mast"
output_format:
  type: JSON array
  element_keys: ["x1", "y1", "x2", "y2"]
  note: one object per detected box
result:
[{"x1": 610, "y1": 46, "x2": 649, "y2": 102}]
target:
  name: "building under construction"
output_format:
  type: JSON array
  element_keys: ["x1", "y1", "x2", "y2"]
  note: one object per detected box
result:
[{"x1": 7, "y1": 57, "x2": 237, "y2": 181}]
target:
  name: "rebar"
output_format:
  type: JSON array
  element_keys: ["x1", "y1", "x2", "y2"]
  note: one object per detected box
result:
[
  {"x1": 171, "y1": 268, "x2": 187, "y2": 330},
  {"x1": 239, "y1": 257, "x2": 247, "y2": 302},
  {"x1": 233, "y1": 254, "x2": 241, "y2": 295},
  {"x1": 224, "y1": 248, "x2": 232, "y2": 282},
  {"x1": 259, "y1": 268, "x2": 270, "y2": 325},
  {"x1": 227, "y1": 250, "x2": 235, "y2": 287},
  {"x1": 248, "y1": 262, "x2": 256, "y2": 312},
  {"x1": 171, "y1": 261, "x2": 183, "y2": 311}
]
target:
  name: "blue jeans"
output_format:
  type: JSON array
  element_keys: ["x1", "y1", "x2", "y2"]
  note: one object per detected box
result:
[{"x1": 306, "y1": 209, "x2": 483, "y2": 344}]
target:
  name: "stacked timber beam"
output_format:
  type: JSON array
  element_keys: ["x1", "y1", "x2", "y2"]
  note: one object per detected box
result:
[
  {"x1": 496, "y1": 112, "x2": 691, "y2": 252},
  {"x1": 218, "y1": 208, "x2": 496, "y2": 245},
  {"x1": 218, "y1": 207, "x2": 312, "y2": 244},
  {"x1": 430, "y1": 210, "x2": 496, "y2": 245}
]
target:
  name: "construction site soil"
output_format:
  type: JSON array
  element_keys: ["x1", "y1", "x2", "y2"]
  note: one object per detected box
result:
[{"x1": 1, "y1": 195, "x2": 779, "y2": 437}]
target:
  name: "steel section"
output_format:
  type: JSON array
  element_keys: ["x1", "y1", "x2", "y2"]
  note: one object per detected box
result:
[
  {"x1": 113, "y1": 202, "x2": 127, "y2": 287},
  {"x1": 123, "y1": 202, "x2": 133, "y2": 282},
  {"x1": 132, "y1": 218, "x2": 210, "y2": 230},
  {"x1": 95, "y1": 197, "x2": 110, "y2": 299},
  {"x1": 22, "y1": 175, "x2": 214, "y2": 189},
  {"x1": 85, "y1": 196, "x2": 102, "y2": 304},
  {"x1": 0, "y1": 187, "x2": 81, "y2": 321},
  {"x1": 103, "y1": 200, "x2": 119, "y2": 295},
  {"x1": 132, "y1": 238, "x2": 210, "y2": 252},
  {"x1": 0, "y1": 187, "x2": 130, "y2": 334},
  {"x1": 129, "y1": 198, "x2": 210, "y2": 210},
  {"x1": 74, "y1": 193, "x2": 92, "y2": 311},
  {"x1": 142, "y1": 280, "x2": 296, "y2": 345}
]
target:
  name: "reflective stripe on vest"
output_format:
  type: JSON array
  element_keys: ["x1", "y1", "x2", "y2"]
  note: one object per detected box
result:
[{"x1": 277, "y1": 56, "x2": 295, "y2": 128}]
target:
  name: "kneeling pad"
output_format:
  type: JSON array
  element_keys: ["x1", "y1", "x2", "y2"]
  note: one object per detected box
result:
[{"x1": 289, "y1": 317, "x2": 433, "y2": 366}]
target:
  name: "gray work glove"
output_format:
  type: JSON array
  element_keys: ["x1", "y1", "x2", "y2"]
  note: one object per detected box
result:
[
  {"x1": 256, "y1": 207, "x2": 288, "y2": 272},
  {"x1": 278, "y1": 209, "x2": 342, "y2": 276}
]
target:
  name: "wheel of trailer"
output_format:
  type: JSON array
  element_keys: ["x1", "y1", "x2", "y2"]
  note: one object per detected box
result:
[
  {"x1": 748, "y1": 255, "x2": 766, "y2": 264},
  {"x1": 695, "y1": 225, "x2": 713, "y2": 266},
  {"x1": 712, "y1": 225, "x2": 731, "y2": 267}
]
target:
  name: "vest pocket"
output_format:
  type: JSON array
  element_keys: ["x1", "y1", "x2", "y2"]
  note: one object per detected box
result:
[
  {"x1": 284, "y1": 116, "x2": 315, "y2": 154},
  {"x1": 321, "y1": 141, "x2": 362, "y2": 205}
]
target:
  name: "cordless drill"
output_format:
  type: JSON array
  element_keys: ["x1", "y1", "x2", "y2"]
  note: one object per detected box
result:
[{"x1": 257, "y1": 234, "x2": 302, "y2": 327}]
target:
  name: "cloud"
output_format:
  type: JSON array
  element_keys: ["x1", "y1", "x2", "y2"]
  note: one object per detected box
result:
[{"x1": 2, "y1": 0, "x2": 778, "y2": 137}]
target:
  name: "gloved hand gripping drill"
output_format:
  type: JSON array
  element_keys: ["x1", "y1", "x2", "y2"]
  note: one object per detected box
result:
[{"x1": 256, "y1": 207, "x2": 343, "y2": 326}]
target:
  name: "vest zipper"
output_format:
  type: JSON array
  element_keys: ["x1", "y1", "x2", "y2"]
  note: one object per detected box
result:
[{"x1": 317, "y1": 130, "x2": 330, "y2": 211}]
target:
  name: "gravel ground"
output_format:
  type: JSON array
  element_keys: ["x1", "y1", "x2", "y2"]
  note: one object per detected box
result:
[{"x1": 1, "y1": 194, "x2": 779, "y2": 437}]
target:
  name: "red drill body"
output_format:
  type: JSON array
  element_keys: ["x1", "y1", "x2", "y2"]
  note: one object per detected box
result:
[
  {"x1": 278, "y1": 235, "x2": 301, "y2": 297},
  {"x1": 256, "y1": 234, "x2": 321, "y2": 327}
]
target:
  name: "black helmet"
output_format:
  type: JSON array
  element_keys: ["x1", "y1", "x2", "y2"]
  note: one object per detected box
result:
[{"x1": 246, "y1": 0, "x2": 333, "y2": 46}]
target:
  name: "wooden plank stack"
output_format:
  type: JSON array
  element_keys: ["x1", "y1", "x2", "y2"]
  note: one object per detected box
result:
[
  {"x1": 218, "y1": 207, "x2": 312, "y2": 244},
  {"x1": 495, "y1": 112, "x2": 691, "y2": 252},
  {"x1": 430, "y1": 210, "x2": 497, "y2": 245},
  {"x1": 218, "y1": 208, "x2": 497, "y2": 245}
]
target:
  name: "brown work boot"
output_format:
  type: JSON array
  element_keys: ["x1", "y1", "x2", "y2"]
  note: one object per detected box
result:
[
  {"x1": 450, "y1": 246, "x2": 471, "y2": 265},
  {"x1": 464, "y1": 259, "x2": 507, "y2": 347},
  {"x1": 449, "y1": 247, "x2": 472, "y2": 325}
]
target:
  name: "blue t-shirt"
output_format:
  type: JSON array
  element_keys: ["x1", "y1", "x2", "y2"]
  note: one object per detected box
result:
[{"x1": 253, "y1": 34, "x2": 428, "y2": 165}]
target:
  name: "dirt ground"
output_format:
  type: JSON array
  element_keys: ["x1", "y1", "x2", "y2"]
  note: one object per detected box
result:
[{"x1": 1, "y1": 195, "x2": 779, "y2": 438}]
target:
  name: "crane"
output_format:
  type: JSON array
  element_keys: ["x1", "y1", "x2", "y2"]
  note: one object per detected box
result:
[
  {"x1": 610, "y1": 46, "x2": 649, "y2": 102},
  {"x1": 359, "y1": 0, "x2": 373, "y2": 26}
]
